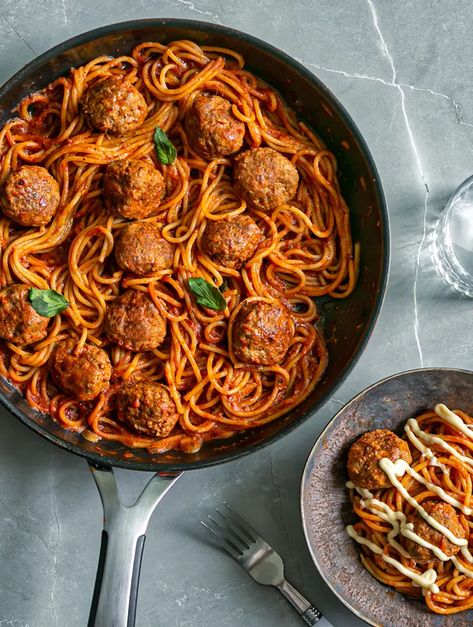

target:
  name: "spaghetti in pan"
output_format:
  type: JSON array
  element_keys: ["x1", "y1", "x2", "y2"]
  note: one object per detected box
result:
[{"x1": 0, "y1": 39, "x2": 357, "y2": 453}]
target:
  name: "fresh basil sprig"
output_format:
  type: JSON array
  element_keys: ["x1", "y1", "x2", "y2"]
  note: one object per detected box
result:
[
  {"x1": 28, "y1": 288, "x2": 69, "y2": 318},
  {"x1": 154, "y1": 126, "x2": 177, "y2": 165},
  {"x1": 188, "y1": 278, "x2": 226, "y2": 311}
]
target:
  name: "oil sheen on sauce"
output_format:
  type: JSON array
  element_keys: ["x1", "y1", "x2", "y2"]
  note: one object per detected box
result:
[{"x1": 346, "y1": 403, "x2": 473, "y2": 594}]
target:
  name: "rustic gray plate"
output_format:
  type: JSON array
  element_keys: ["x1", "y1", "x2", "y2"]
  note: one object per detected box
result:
[{"x1": 301, "y1": 368, "x2": 473, "y2": 627}]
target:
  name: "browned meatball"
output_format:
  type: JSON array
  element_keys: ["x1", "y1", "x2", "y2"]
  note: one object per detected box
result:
[
  {"x1": 81, "y1": 76, "x2": 147, "y2": 136},
  {"x1": 105, "y1": 289, "x2": 166, "y2": 351},
  {"x1": 51, "y1": 339, "x2": 112, "y2": 401},
  {"x1": 405, "y1": 501, "x2": 467, "y2": 564},
  {"x1": 116, "y1": 381, "x2": 179, "y2": 437},
  {"x1": 104, "y1": 159, "x2": 164, "y2": 220},
  {"x1": 0, "y1": 284, "x2": 49, "y2": 345},
  {"x1": 184, "y1": 94, "x2": 245, "y2": 159},
  {"x1": 234, "y1": 148, "x2": 299, "y2": 212},
  {"x1": 347, "y1": 429, "x2": 412, "y2": 490},
  {"x1": 1, "y1": 165, "x2": 60, "y2": 227},
  {"x1": 115, "y1": 222, "x2": 174, "y2": 275},
  {"x1": 201, "y1": 214, "x2": 263, "y2": 270},
  {"x1": 232, "y1": 299, "x2": 294, "y2": 365}
]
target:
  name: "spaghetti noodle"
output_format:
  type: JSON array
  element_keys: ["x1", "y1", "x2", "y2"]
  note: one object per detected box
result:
[
  {"x1": 347, "y1": 404, "x2": 473, "y2": 615},
  {"x1": 0, "y1": 39, "x2": 357, "y2": 453}
]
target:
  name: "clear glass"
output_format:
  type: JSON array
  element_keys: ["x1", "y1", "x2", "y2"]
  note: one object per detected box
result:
[{"x1": 432, "y1": 175, "x2": 473, "y2": 297}]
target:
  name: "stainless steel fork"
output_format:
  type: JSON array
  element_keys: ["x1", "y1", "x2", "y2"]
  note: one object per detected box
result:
[{"x1": 201, "y1": 504, "x2": 326, "y2": 626}]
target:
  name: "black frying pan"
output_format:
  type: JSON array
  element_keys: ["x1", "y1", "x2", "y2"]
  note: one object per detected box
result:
[{"x1": 0, "y1": 19, "x2": 389, "y2": 627}]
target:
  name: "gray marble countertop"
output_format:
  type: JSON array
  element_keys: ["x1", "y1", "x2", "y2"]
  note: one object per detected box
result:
[{"x1": 0, "y1": 1, "x2": 472, "y2": 626}]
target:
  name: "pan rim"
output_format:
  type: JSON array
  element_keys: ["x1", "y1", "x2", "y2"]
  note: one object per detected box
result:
[{"x1": 0, "y1": 18, "x2": 390, "y2": 471}]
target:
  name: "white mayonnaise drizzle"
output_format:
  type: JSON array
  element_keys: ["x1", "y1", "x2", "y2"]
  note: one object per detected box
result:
[
  {"x1": 451, "y1": 556, "x2": 473, "y2": 578},
  {"x1": 379, "y1": 457, "x2": 473, "y2": 520},
  {"x1": 435, "y1": 404, "x2": 473, "y2": 440},
  {"x1": 346, "y1": 403, "x2": 473, "y2": 593},
  {"x1": 346, "y1": 524, "x2": 440, "y2": 593},
  {"x1": 347, "y1": 482, "x2": 410, "y2": 557},
  {"x1": 378, "y1": 459, "x2": 470, "y2": 538},
  {"x1": 407, "y1": 416, "x2": 473, "y2": 470},
  {"x1": 348, "y1": 482, "x2": 463, "y2": 561},
  {"x1": 404, "y1": 421, "x2": 449, "y2": 474}
]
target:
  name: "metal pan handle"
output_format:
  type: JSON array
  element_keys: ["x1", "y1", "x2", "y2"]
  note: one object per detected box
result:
[{"x1": 87, "y1": 464, "x2": 182, "y2": 627}]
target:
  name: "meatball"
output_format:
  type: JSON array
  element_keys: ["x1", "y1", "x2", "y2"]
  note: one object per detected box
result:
[
  {"x1": 0, "y1": 284, "x2": 49, "y2": 345},
  {"x1": 232, "y1": 299, "x2": 294, "y2": 365},
  {"x1": 105, "y1": 289, "x2": 166, "y2": 351},
  {"x1": 234, "y1": 147, "x2": 299, "y2": 212},
  {"x1": 1, "y1": 165, "x2": 60, "y2": 227},
  {"x1": 184, "y1": 94, "x2": 245, "y2": 159},
  {"x1": 116, "y1": 381, "x2": 179, "y2": 437},
  {"x1": 347, "y1": 429, "x2": 412, "y2": 490},
  {"x1": 115, "y1": 222, "x2": 174, "y2": 275},
  {"x1": 51, "y1": 339, "x2": 112, "y2": 401},
  {"x1": 81, "y1": 76, "x2": 147, "y2": 136},
  {"x1": 405, "y1": 501, "x2": 467, "y2": 564},
  {"x1": 201, "y1": 214, "x2": 263, "y2": 270},
  {"x1": 104, "y1": 159, "x2": 164, "y2": 220}
]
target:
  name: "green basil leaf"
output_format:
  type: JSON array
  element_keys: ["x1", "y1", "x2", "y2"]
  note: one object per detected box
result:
[
  {"x1": 188, "y1": 278, "x2": 226, "y2": 311},
  {"x1": 154, "y1": 126, "x2": 177, "y2": 165},
  {"x1": 28, "y1": 288, "x2": 69, "y2": 318},
  {"x1": 219, "y1": 279, "x2": 229, "y2": 293}
]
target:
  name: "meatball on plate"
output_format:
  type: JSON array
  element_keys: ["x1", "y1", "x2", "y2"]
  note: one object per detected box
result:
[
  {"x1": 405, "y1": 500, "x2": 468, "y2": 564},
  {"x1": 347, "y1": 428, "x2": 412, "y2": 490}
]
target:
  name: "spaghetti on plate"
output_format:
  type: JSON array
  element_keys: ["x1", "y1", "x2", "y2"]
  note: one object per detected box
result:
[{"x1": 347, "y1": 404, "x2": 473, "y2": 615}]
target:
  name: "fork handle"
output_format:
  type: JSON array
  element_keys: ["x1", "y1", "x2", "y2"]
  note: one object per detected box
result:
[
  {"x1": 301, "y1": 606, "x2": 323, "y2": 625},
  {"x1": 277, "y1": 580, "x2": 323, "y2": 624}
]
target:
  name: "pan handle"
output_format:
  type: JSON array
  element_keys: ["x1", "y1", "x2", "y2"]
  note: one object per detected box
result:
[{"x1": 87, "y1": 463, "x2": 182, "y2": 627}]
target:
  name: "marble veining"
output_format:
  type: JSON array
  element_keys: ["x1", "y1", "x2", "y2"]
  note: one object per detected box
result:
[{"x1": 1, "y1": 1, "x2": 473, "y2": 626}]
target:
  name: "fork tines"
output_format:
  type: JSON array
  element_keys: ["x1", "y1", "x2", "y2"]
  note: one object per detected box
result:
[
  {"x1": 201, "y1": 502, "x2": 257, "y2": 559},
  {"x1": 201, "y1": 503, "x2": 322, "y2": 623}
]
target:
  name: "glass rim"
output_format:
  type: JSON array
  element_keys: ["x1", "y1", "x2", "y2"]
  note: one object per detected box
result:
[{"x1": 446, "y1": 173, "x2": 473, "y2": 211}]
